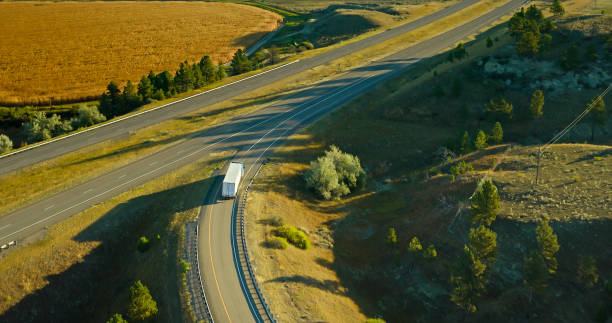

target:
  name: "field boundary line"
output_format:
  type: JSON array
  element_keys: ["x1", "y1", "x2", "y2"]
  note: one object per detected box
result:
[{"x1": 0, "y1": 60, "x2": 300, "y2": 160}]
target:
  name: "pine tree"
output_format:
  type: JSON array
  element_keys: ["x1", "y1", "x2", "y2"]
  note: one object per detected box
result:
[
  {"x1": 155, "y1": 71, "x2": 174, "y2": 95},
  {"x1": 525, "y1": 4, "x2": 543, "y2": 22},
  {"x1": 590, "y1": 96, "x2": 607, "y2": 141},
  {"x1": 578, "y1": 255, "x2": 599, "y2": 288},
  {"x1": 423, "y1": 244, "x2": 437, "y2": 259},
  {"x1": 192, "y1": 63, "x2": 205, "y2": 89},
  {"x1": 408, "y1": 236, "x2": 422, "y2": 252},
  {"x1": 386, "y1": 228, "x2": 397, "y2": 246},
  {"x1": 524, "y1": 250, "x2": 549, "y2": 292},
  {"x1": 137, "y1": 75, "x2": 154, "y2": 101},
  {"x1": 474, "y1": 130, "x2": 488, "y2": 150},
  {"x1": 127, "y1": 281, "x2": 158, "y2": 321},
  {"x1": 529, "y1": 90, "x2": 545, "y2": 119},
  {"x1": 99, "y1": 81, "x2": 122, "y2": 118},
  {"x1": 490, "y1": 122, "x2": 503, "y2": 144},
  {"x1": 550, "y1": 0, "x2": 565, "y2": 16},
  {"x1": 200, "y1": 55, "x2": 217, "y2": 84},
  {"x1": 486, "y1": 98, "x2": 513, "y2": 121},
  {"x1": 216, "y1": 62, "x2": 227, "y2": 81},
  {"x1": 450, "y1": 246, "x2": 486, "y2": 313},
  {"x1": 486, "y1": 36, "x2": 494, "y2": 48},
  {"x1": 460, "y1": 130, "x2": 471, "y2": 153},
  {"x1": 516, "y1": 31, "x2": 540, "y2": 56},
  {"x1": 174, "y1": 61, "x2": 195, "y2": 93},
  {"x1": 231, "y1": 49, "x2": 251, "y2": 75},
  {"x1": 469, "y1": 225, "x2": 498, "y2": 264},
  {"x1": 535, "y1": 218, "x2": 560, "y2": 274},
  {"x1": 470, "y1": 178, "x2": 500, "y2": 226},
  {"x1": 122, "y1": 80, "x2": 141, "y2": 112}
]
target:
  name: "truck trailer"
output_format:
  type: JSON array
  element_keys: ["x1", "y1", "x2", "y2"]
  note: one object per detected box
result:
[{"x1": 222, "y1": 161, "x2": 244, "y2": 199}]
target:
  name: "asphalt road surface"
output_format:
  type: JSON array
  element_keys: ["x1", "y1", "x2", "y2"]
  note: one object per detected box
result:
[
  {"x1": 0, "y1": 0, "x2": 527, "y2": 321},
  {"x1": 0, "y1": 0, "x2": 484, "y2": 175}
]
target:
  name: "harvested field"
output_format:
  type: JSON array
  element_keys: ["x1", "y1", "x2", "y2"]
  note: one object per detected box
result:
[{"x1": 0, "y1": 1, "x2": 282, "y2": 106}]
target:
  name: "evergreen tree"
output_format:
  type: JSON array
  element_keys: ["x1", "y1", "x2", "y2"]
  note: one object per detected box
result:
[
  {"x1": 516, "y1": 31, "x2": 540, "y2": 56},
  {"x1": 174, "y1": 61, "x2": 195, "y2": 93},
  {"x1": 525, "y1": 4, "x2": 543, "y2": 22},
  {"x1": 192, "y1": 63, "x2": 205, "y2": 89},
  {"x1": 200, "y1": 55, "x2": 217, "y2": 84},
  {"x1": 99, "y1": 81, "x2": 122, "y2": 118},
  {"x1": 550, "y1": 0, "x2": 565, "y2": 16},
  {"x1": 408, "y1": 236, "x2": 422, "y2": 252},
  {"x1": 386, "y1": 228, "x2": 397, "y2": 246},
  {"x1": 474, "y1": 130, "x2": 488, "y2": 150},
  {"x1": 137, "y1": 75, "x2": 154, "y2": 102},
  {"x1": 529, "y1": 89, "x2": 545, "y2": 119},
  {"x1": 122, "y1": 80, "x2": 141, "y2": 111},
  {"x1": 450, "y1": 246, "x2": 486, "y2": 313},
  {"x1": 127, "y1": 280, "x2": 158, "y2": 321},
  {"x1": 231, "y1": 49, "x2": 251, "y2": 75},
  {"x1": 154, "y1": 71, "x2": 174, "y2": 95},
  {"x1": 561, "y1": 45, "x2": 581, "y2": 70},
  {"x1": 490, "y1": 122, "x2": 503, "y2": 144},
  {"x1": 486, "y1": 98, "x2": 513, "y2": 121},
  {"x1": 590, "y1": 96, "x2": 607, "y2": 141},
  {"x1": 578, "y1": 255, "x2": 599, "y2": 288},
  {"x1": 460, "y1": 130, "x2": 471, "y2": 153},
  {"x1": 486, "y1": 36, "x2": 494, "y2": 48},
  {"x1": 216, "y1": 62, "x2": 227, "y2": 81},
  {"x1": 535, "y1": 218, "x2": 560, "y2": 274},
  {"x1": 524, "y1": 250, "x2": 549, "y2": 292},
  {"x1": 470, "y1": 178, "x2": 500, "y2": 226},
  {"x1": 469, "y1": 225, "x2": 498, "y2": 264}
]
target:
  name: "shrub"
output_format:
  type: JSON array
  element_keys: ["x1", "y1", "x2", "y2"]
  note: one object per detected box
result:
[
  {"x1": 72, "y1": 104, "x2": 106, "y2": 128},
  {"x1": 180, "y1": 259, "x2": 190, "y2": 273},
  {"x1": 408, "y1": 236, "x2": 422, "y2": 252},
  {"x1": 107, "y1": 313, "x2": 127, "y2": 323},
  {"x1": 365, "y1": 319, "x2": 386, "y2": 323},
  {"x1": 305, "y1": 145, "x2": 366, "y2": 200},
  {"x1": 486, "y1": 36, "x2": 493, "y2": 48},
  {"x1": 386, "y1": 228, "x2": 397, "y2": 246},
  {"x1": 22, "y1": 111, "x2": 72, "y2": 142},
  {"x1": 273, "y1": 225, "x2": 310, "y2": 250},
  {"x1": 423, "y1": 244, "x2": 437, "y2": 259},
  {"x1": 266, "y1": 215, "x2": 284, "y2": 226},
  {"x1": 266, "y1": 236, "x2": 288, "y2": 249},
  {"x1": 137, "y1": 236, "x2": 151, "y2": 253},
  {"x1": 451, "y1": 160, "x2": 473, "y2": 177},
  {"x1": 0, "y1": 134, "x2": 13, "y2": 154},
  {"x1": 300, "y1": 41, "x2": 314, "y2": 50}
]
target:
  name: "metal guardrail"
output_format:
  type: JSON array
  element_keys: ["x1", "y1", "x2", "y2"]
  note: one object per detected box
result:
[
  {"x1": 234, "y1": 163, "x2": 277, "y2": 323},
  {"x1": 185, "y1": 222, "x2": 214, "y2": 323}
]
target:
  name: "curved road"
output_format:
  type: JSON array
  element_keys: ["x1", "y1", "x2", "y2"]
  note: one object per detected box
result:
[
  {"x1": 0, "y1": 0, "x2": 484, "y2": 175},
  {"x1": 0, "y1": 0, "x2": 527, "y2": 322}
]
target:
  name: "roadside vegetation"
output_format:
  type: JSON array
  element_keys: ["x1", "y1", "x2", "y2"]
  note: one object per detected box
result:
[
  {"x1": 247, "y1": 1, "x2": 612, "y2": 321},
  {"x1": 0, "y1": 155, "x2": 228, "y2": 322}
]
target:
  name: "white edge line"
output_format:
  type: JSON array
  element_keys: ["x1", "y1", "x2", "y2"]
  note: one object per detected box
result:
[{"x1": 0, "y1": 60, "x2": 301, "y2": 160}]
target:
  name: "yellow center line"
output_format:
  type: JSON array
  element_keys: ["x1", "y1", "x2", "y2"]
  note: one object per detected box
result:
[{"x1": 208, "y1": 182, "x2": 232, "y2": 323}]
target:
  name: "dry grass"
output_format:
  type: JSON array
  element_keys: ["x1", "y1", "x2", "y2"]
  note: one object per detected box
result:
[
  {"x1": 0, "y1": 1, "x2": 281, "y2": 106},
  {"x1": 0, "y1": 153, "x2": 228, "y2": 321},
  {"x1": 0, "y1": 0, "x2": 466, "y2": 217}
]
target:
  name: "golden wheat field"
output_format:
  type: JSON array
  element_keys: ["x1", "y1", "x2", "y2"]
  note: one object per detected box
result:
[{"x1": 0, "y1": 1, "x2": 282, "y2": 106}]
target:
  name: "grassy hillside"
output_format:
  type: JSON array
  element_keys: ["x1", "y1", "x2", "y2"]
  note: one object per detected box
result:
[
  {"x1": 247, "y1": 5, "x2": 612, "y2": 322},
  {"x1": 0, "y1": 1, "x2": 281, "y2": 106}
]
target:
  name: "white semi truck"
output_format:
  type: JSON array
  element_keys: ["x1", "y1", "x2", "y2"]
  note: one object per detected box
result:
[{"x1": 222, "y1": 161, "x2": 244, "y2": 199}]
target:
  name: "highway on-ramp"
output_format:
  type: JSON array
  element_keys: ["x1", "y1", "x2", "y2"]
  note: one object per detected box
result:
[
  {"x1": 0, "y1": 0, "x2": 527, "y2": 322},
  {"x1": 0, "y1": 0, "x2": 485, "y2": 175}
]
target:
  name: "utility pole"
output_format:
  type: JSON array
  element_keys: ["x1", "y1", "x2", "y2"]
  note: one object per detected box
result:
[{"x1": 535, "y1": 148, "x2": 542, "y2": 186}]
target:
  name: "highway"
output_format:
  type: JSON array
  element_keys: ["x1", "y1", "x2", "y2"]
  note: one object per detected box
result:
[
  {"x1": 0, "y1": 0, "x2": 527, "y2": 322},
  {"x1": 0, "y1": 0, "x2": 485, "y2": 175}
]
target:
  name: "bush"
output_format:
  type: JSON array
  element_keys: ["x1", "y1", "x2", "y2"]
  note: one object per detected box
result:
[
  {"x1": 0, "y1": 134, "x2": 13, "y2": 154},
  {"x1": 180, "y1": 259, "x2": 190, "y2": 273},
  {"x1": 408, "y1": 236, "x2": 422, "y2": 252},
  {"x1": 72, "y1": 104, "x2": 106, "y2": 128},
  {"x1": 137, "y1": 236, "x2": 151, "y2": 253},
  {"x1": 300, "y1": 41, "x2": 315, "y2": 50},
  {"x1": 273, "y1": 225, "x2": 310, "y2": 250},
  {"x1": 423, "y1": 244, "x2": 438, "y2": 259},
  {"x1": 305, "y1": 145, "x2": 366, "y2": 200},
  {"x1": 266, "y1": 215, "x2": 284, "y2": 226},
  {"x1": 107, "y1": 313, "x2": 127, "y2": 323},
  {"x1": 451, "y1": 160, "x2": 473, "y2": 177},
  {"x1": 365, "y1": 319, "x2": 386, "y2": 323},
  {"x1": 22, "y1": 111, "x2": 72, "y2": 142},
  {"x1": 266, "y1": 236, "x2": 289, "y2": 249}
]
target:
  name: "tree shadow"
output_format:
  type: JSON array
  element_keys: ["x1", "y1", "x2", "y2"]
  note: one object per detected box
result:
[
  {"x1": 266, "y1": 275, "x2": 346, "y2": 295},
  {"x1": 0, "y1": 173, "x2": 224, "y2": 323}
]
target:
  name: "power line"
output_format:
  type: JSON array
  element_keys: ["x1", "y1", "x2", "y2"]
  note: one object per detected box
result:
[{"x1": 535, "y1": 83, "x2": 611, "y2": 185}]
